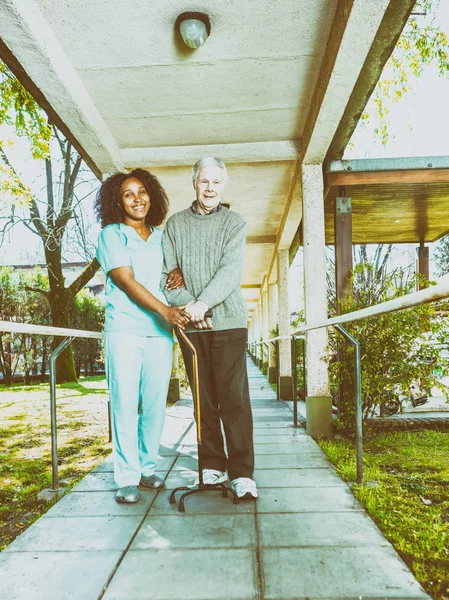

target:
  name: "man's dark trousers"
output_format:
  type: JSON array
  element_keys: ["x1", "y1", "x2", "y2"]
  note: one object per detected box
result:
[{"x1": 178, "y1": 327, "x2": 254, "y2": 480}]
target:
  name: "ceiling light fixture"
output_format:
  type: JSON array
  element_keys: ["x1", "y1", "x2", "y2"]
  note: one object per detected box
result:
[{"x1": 176, "y1": 12, "x2": 211, "y2": 49}]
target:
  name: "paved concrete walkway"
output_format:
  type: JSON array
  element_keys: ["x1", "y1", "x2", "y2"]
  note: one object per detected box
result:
[{"x1": 0, "y1": 359, "x2": 430, "y2": 599}]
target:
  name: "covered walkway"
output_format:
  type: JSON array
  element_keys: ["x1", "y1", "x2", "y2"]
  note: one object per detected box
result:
[{"x1": 0, "y1": 359, "x2": 429, "y2": 600}]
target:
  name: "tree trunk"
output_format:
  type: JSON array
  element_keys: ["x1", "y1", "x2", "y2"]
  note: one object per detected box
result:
[
  {"x1": 40, "y1": 343, "x2": 48, "y2": 382},
  {"x1": 50, "y1": 295, "x2": 77, "y2": 383},
  {"x1": 0, "y1": 336, "x2": 13, "y2": 385},
  {"x1": 46, "y1": 247, "x2": 77, "y2": 383}
]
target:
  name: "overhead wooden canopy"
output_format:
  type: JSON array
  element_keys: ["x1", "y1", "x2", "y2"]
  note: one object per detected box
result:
[{"x1": 325, "y1": 157, "x2": 449, "y2": 244}]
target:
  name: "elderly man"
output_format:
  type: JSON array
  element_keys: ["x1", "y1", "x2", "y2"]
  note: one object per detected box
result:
[{"x1": 162, "y1": 157, "x2": 257, "y2": 500}]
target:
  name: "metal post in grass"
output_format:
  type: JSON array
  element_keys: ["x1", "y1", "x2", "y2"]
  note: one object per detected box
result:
[
  {"x1": 49, "y1": 337, "x2": 74, "y2": 492},
  {"x1": 262, "y1": 341, "x2": 269, "y2": 376},
  {"x1": 301, "y1": 335, "x2": 307, "y2": 402},
  {"x1": 334, "y1": 325, "x2": 363, "y2": 484},
  {"x1": 291, "y1": 335, "x2": 298, "y2": 427},
  {"x1": 275, "y1": 340, "x2": 280, "y2": 400}
]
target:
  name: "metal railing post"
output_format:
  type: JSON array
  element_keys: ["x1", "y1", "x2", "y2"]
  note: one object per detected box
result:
[
  {"x1": 49, "y1": 336, "x2": 74, "y2": 491},
  {"x1": 334, "y1": 325, "x2": 363, "y2": 484},
  {"x1": 275, "y1": 340, "x2": 280, "y2": 400},
  {"x1": 302, "y1": 335, "x2": 307, "y2": 401},
  {"x1": 262, "y1": 341, "x2": 269, "y2": 375},
  {"x1": 291, "y1": 335, "x2": 298, "y2": 427}
]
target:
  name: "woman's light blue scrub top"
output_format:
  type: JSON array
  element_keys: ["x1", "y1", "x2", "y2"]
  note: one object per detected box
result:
[{"x1": 96, "y1": 224, "x2": 173, "y2": 339}]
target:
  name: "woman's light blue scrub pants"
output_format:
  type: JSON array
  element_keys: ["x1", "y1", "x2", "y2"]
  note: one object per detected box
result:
[{"x1": 104, "y1": 332, "x2": 173, "y2": 488}]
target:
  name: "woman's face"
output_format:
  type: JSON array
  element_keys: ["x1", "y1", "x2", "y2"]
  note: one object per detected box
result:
[{"x1": 120, "y1": 177, "x2": 151, "y2": 224}]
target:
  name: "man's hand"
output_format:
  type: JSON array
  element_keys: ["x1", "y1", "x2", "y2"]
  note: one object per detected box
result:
[
  {"x1": 165, "y1": 267, "x2": 185, "y2": 290},
  {"x1": 191, "y1": 317, "x2": 213, "y2": 330},
  {"x1": 185, "y1": 300, "x2": 208, "y2": 322}
]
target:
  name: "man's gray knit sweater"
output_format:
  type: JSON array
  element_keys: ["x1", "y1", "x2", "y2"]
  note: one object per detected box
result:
[{"x1": 161, "y1": 206, "x2": 248, "y2": 333}]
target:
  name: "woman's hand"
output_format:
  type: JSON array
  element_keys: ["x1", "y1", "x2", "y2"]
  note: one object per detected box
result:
[
  {"x1": 165, "y1": 267, "x2": 185, "y2": 290},
  {"x1": 161, "y1": 306, "x2": 191, "y2": 328}
]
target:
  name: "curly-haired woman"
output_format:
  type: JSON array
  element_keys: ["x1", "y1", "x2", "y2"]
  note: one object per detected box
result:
[{"x1": 95, "y1": 169, "x2": 190, "y2": 503}]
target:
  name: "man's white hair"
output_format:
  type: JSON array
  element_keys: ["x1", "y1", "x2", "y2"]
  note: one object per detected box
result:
[{"x1": 192, "y1": 157, "x2": 228, "y2": 186}]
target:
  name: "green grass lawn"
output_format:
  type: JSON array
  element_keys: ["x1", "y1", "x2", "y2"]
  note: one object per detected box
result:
[
  {"x1": 318, "y1": 429, "x2": 449, "y2": 600},
  {"x1": 0, "y1": 376, "x2": 111, "y2": 550}
]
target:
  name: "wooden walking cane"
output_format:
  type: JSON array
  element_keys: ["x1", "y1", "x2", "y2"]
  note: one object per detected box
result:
[{"x1": 169, "y1": 321, "x2": 239, "y2": 512}]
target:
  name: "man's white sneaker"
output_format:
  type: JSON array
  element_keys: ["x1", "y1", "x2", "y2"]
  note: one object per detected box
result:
[
  {"x1": 194, "y1": 469, "x2": 227, "y2": 486},
  {"x1": 231, "y1": 477, "x2": 258, "y2": 500}
]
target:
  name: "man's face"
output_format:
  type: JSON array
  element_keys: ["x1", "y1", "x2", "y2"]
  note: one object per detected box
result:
[{"x1": 194, "y1": 165, "x2": 227, "y2": 213}]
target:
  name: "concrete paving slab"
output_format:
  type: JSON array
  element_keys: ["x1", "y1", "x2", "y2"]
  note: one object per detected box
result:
[
  {"x1": 102, "y1": 548, "x2": 259, "y2": 600},
  {"x1": 253, "y1": 415, "x2": 292, "y2": 424},
  {"x1": 4, "y1": 515, "x2": 142, "y2": 552},
  {"x1": 254, "y1": 434, "x2": 308, "y2": 444},
  {"x1": 254, "y1": 428, "x2": 306, "y2": 437},
  {"x1": 131, "y1": 514, "x2": 255, "y2": 550},
  {"x1": 177, "y1": 429, "x2": 199, "y2": 445},
  {"x1": 253, "y1": 426, "x2": 305, "y2": 435},
  {"x1": 253, "y1": 441, "x2": 320, "y2": 454},
  {"x1": 171, "y1": 455, "x2": 198, "y2": 471},
  {"x1": 91, "y1": 454, "x2": 176, "y2": 473},
  {"x1": 255, "y1": 453, "x2": 333, "y2": 469},
  {"x1": 150, "y1": 489, "x2": 255, "y2": 515},
  {"x1": 256, "y1": 487, "x2": 363, "y2": 513},
  {"x1": 252, "y1": 407, "x2": 290, "y2": 414},
  {"x1": 164, "y1": 469, "x2": 198, "y2": 488},
  {"x1": 72, "y1": 471, "x2": 117, "y2": 491},
  {"x1": 72, "y1": 470, "x2": 171, "y2": 492},
  {"x1": 91, "y1": 453, "x2": 113, "y2": 471},
  {"x1": 253, "y1": 420, "x2": 296, "y2": 429},
  {"x1": 0, "y1": 550, "x2": 121, "y2": 600},
  {"x1": 258, "y1": 512, "x2": 389, "y2": 547},
  {"x1": 261, "y1": 547, "x2": 430, "y2": 599},
  {"x1": 42, "y1": 489, "x2": 157, "y2": 517},
  {"x1": 178, "y1": 444, "x2": 199, "y2": 457},
  {"x1": 254, "y1": 468, "x2": 346, "y2": 488},
  {"x1": 158, "y1": 445, "x2": 180, "y2": 456}
]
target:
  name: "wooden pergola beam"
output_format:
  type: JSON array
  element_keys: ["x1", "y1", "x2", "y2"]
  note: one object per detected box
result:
[{"x1": 328, "y1": 168, "x2": 449, "y2": 187}]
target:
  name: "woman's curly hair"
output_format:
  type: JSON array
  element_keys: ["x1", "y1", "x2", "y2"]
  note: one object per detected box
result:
[{"x1": 95, "y1": 168, "x2": 169, "y2": 228}]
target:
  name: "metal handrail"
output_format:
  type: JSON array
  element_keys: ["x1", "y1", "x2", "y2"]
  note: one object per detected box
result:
[
  {"x1": 251, "y1": 274, "x2": 449, "y2": 484},
  {"x1": 0, "y1": 320, "x2": 105, "y2": 493}
]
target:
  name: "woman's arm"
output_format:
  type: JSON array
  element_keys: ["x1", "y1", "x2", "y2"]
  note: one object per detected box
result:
[{"x1": 110, "y1": 266, "x2": 190, "y2": 328}]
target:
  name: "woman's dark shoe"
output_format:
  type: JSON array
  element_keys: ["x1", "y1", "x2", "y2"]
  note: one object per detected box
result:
[
  {"x1": 140, "y1": 474, "x2": 165, "y2": 489},
  {"x1": 115, "y1": 485, "x2": 140, "y2": 503}
]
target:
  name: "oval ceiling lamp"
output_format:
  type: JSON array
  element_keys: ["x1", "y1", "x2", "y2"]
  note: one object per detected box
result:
[{"x1": 176, "y1": 12, "x2": 211, "y2": 49}]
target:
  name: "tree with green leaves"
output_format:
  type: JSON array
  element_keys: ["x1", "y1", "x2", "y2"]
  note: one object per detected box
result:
[
  {"x1": 432, "y1": 234, "x2": 449, "y2": 277},
  {"x1": 360, "y1": 0, "x2": 449, "y2": 145},
  {"x1": 71, "y1": 289, "x2": 105, "y2": 377},
  {"x1": 0, "y1": 61, "x2": 100, "y2": 382},
  {"x1": 327, "y1": 246, "x2": 449, "y2": 430}
]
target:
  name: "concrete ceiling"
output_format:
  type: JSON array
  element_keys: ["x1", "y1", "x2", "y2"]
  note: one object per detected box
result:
[
  {"x1": 35, "y1": 0, "x2": 335, "y2": 150},
  {"x1": 0, "y1": 0, "x2": 415, "y2": 317}
]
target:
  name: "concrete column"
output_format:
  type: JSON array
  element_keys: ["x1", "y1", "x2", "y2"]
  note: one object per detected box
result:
[
  {"x1": 261, "y1": 288, "x2": 269, "y2": 374},
  {"x1": 335, "y1": 196, "x2": 353, "y2": 307},
  {"x1": 277, "y1": 249, "x2": 293, "y2": 399},
  {"x1": 257, "y1": 299, "x2": 263, "y2": 368},
  {"x1": 261, "y1": 288, "x2": 269, "y2": 340},
  {"x1": 302, "y1": 163, "x2": 332, "y2": 438},
  {"x1": 268, "y1": 283, "x2": 278, "y2": 383},
  {"x1": 335, "y1": 195, "x2": 353, "y2": 416},
  {"x1": 168, "y1": 343, "x2": 181, "y2": 403},
  {"x1": 416, "y1": 242, "x2": 429, "y2": 290}
]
